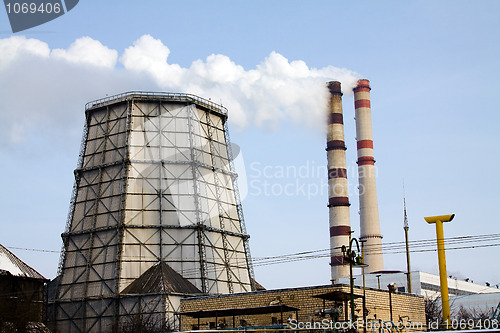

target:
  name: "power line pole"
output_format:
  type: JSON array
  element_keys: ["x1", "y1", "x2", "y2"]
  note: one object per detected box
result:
[{"x1": 403, "y1": 190, "x2": 412, "y2": 293}]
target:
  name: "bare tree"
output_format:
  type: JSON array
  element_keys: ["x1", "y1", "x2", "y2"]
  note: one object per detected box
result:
[
  {"x1": 455, "y1": 305, "x2": 471, "y2": 321},
  {"x1": 425, "y1": 296, "x2": 442, "y2": 329},
  {"x1": 119, "y1": 312, "x2": 175, "y2": 333},
  {"x1": 455, "y1": 305, "x2": 493, "y2": 322}
]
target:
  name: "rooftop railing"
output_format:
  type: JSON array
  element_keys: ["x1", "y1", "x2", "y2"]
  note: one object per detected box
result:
[{"x1": 85, "y1": 91, "x2": 228, "y2": 115}]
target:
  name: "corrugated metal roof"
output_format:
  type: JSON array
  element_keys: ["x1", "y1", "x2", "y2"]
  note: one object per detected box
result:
[
  {"x1": 121, "y1": 261, "x2": 201, "y2": 295},
  {"x1": 0, "y1": 244, "x2": 46, "y2": 280}
]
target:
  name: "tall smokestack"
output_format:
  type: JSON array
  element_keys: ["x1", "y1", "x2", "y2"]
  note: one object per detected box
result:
[
  {"x1": 327, "y1": 81, "x2": 351, "y2": 282},
  {"x1": 353, "y1": 79, "x2": 384, "y2": 273}
]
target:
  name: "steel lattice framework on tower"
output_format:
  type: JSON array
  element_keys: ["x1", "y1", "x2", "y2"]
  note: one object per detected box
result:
[{"x1": 51, "y1": 92, "x2": 254, "y2": 332}]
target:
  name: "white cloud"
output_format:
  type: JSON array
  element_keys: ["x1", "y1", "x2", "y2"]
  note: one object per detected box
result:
[
  {"x1": 120, "y1": 35, "x2": 361, "y2": 130},
  {"x1": 9, "y1": 123, "x2": 27, "y2": 144},
  {"x1": 257, "y1": 51, "x2": 310, "y2": 78},
  {"x1": 120, "y1": 34, "x2": 185, "y2": 87},
  {"x1": 190, "y1": 54, "x2": 246, "y2": 84},
  {"x1": 51, "y1": 36, "x2": 118, "y2": 68},
  {"x1": 0, "y1": 34, "x2": 362, "y2": 151},
  {"x1": 0, "y1": 36, "x2": 50, "y2": 69}
]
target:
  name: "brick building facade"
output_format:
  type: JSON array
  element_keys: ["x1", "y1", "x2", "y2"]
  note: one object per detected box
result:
[{"x1": 180, "y1": 284, "x2": 426, "y2": 331}]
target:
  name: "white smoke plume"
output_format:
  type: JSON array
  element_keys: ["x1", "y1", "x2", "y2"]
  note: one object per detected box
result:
[{"x1": 0, "y1": 34, "x2": 361, "y2": 150}]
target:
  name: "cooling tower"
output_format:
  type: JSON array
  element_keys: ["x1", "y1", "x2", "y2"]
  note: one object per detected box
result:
[
  {"x1": 52, "y1": 92, "x2": 254, "y2": 332},
  {"x1": 353, "y1": 79, "x2": 384, "y2": 273},
  {"x1": 326, "y1": 81, "x2": 351, "y2": 282}
]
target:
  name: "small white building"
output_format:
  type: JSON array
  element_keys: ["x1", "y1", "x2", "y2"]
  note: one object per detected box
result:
[
  {"x1": 339, "y1": 270, "x2": 500, "y2": 318},
  {"x1": 338, "y1": 271, "x2": 500, "y2": 297}
]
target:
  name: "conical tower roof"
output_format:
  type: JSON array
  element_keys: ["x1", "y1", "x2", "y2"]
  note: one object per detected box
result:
[{"x1": 122, "y1": 261, "x2": 201, "y2": 295}]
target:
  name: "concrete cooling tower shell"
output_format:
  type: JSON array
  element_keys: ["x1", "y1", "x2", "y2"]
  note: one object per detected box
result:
[{"x1": 52, "y1": 92, "x2": 254, "y2": 332}]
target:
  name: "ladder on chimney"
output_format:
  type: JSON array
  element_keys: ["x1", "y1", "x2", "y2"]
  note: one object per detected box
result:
[{"x1": 492, "y1": 302, "x2": 500, "y2": 320}]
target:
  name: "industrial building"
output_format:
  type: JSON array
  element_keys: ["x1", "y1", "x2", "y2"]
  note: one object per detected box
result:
[
  {"x1": 339, "y1": 270, "x2": 500, "y2": 319},
  {"x1": 50, "y1": 92, "x2": 254, "y2": 332},
  {"x1": 0, "y1": 244, "x2": 49, "y2": 331},
  {"x1": 179, "y1": 284, "x2": 425, "y2": 331},
  {"x1": 338, "y1": 271, "x2": 500, "y2": 297},
  {"x1": 47, "y1": 81, "x2": 429, "y2": 332}
]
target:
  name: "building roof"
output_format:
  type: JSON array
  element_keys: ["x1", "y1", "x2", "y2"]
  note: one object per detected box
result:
[
  {"x1": 182, "y1": 283, "x2": 359, "y2": 302},
  {"x1": 339, "y1": 270, "x2": 500, "y2": 296},
  {"x1": 121, "y1": 261, "x2": 201, "y2": 295},
  {"x1": 449, "y1": 292, "x2": 500, "y2": 311},
  {"x1": 85, "y1": 92, "x2": 228, "y2": 118},
  {"x1": 0, "y1": 244, "x2": 46, "y2": 280}
]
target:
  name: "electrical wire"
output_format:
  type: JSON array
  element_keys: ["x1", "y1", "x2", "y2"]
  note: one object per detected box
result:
[
  {"x1": 5, "y1": 246, "x2": 60, "y2": 253},
  {"x1": 4, "y1": 233, "x2": 500, "y2": 281},
  {"x1": 1, "y1": 236, "x2": 499, "y2": 298}
]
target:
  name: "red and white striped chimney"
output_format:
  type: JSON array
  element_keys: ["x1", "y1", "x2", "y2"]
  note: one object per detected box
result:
[
  {"x1": 353, "y1": 79, "x2": 384, "y2": 273},
  {"x1": 326, "y1": 81, "x2": 351, "y2": 281}
]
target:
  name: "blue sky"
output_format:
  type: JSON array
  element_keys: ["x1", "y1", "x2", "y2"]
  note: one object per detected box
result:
[{"x1": 1, "y1": 1, "x2": 499, "y2": 290}]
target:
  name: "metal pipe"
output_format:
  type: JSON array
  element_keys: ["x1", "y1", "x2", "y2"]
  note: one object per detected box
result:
[
  {"x1": 388, "y1": 284, "x2": 394, "y2": 323},
  {"x1": 327, "y1": 81, "x2": 351, "y2": 282},
  {"x1": 361, "y1": 240, "x2": 367, "y2": 333},
  {"x1": 350, "y1": 256, "x2": 354, "y2": 322},
  {"x1": 353, "y1": 79, "x2": 384, "y2": 273},
  {"x1": 425, "y1": 214, "x2": 455, "y2": 327}
]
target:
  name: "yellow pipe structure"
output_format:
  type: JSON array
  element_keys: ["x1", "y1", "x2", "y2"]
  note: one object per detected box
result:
[{"x1": 425, "y1": 214, "x2": 455, "y2": 328}]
